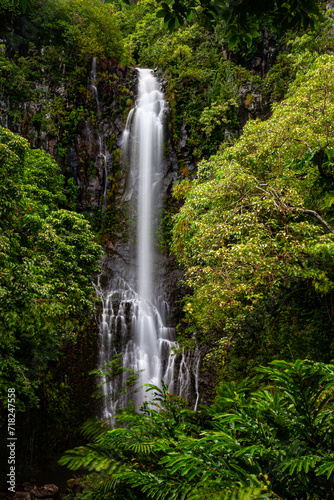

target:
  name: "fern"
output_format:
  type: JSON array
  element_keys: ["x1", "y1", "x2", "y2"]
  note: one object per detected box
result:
[
  {"x1": 278, "y1": 454, "x2": 322, "y2": 475},
  {"x1": 60, "y1": 360, "x2": 334, "y2": 500},
  {"x1": 187, "y1": 485, "x2": 273, "y2": 499},
  {"x1": 315, "y1": 456, "x2": 334, "y2": 479}
]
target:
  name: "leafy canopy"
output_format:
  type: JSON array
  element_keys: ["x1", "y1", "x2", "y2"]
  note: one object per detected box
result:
[
  {"x1": 34, "y1": 0, "x2": 125, "y2": 62},
  {"x1": 153, "y1": 0, "x2": 322, "y2": 48}
]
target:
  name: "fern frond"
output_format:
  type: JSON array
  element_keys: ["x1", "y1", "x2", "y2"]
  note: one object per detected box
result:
[
  {"x1": 81, "y1": 419, "x2": 109, "y2": 442},
  {"x1": 315, "y1": 456, "x2": 334, "y2": 479},
  {"x1": 58, "y1": 443, "x2": 120, "y2": 472},
  {"x1": 113, "y1": 469, "x2": 192, "y2": 500},
  {"x1": 187, "y1": 483, "x2": 273, "y2": 499},
  {"x1": 276, "y1": 454, "x2": 322, "y2": 475}
]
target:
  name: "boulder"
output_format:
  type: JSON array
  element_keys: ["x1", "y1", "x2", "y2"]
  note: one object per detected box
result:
[{"x1": 30, "y1": 485, "x2": 59, "y2": 500}]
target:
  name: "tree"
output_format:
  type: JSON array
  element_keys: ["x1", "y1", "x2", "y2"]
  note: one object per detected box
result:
[
  {"x1": 0, "y1": 127, "x2": 102, "y2": 409},
  {"x1": 171, "y1": 55, "x2": 334, "y2": 377},
  {"x1": 154, "y1": 0, "x2": 323, "y2": 48}
]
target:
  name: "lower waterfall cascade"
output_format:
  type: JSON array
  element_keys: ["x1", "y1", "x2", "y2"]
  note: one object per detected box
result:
[{"x1": 97, "y1": 68, "x2": 200, "y2": 421}]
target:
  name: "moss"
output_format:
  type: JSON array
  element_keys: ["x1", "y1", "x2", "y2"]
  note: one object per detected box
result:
[
  {"x1": 113, "y1": 148, "x2": 121, "y2": 165},
  {"x1": 244, "y1": 93, "x2": 254, "y2": 107},
  {"x1": 107, "y1": 133, "x2": 116, "y2": 151}
]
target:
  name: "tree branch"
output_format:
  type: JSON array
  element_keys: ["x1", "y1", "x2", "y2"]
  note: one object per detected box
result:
[
  {"x1": 291, "y1": 207, "x2": 334, "y2": 234},
  {"x1": 256, "y1": 184, "x2": 334, "y2": 234}
]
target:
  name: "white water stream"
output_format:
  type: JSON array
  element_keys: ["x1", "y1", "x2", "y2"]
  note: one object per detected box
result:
[
  {"x1": 98, "y1": 68, "x2": 200, "y2": 421},
  {"x1": 90, "y1": 57, "x2": 108, "y2": 213}
]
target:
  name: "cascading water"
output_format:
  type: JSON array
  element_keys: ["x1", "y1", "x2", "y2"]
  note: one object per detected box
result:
[
  {"x1": 97, "y1": 278, "x2": 179, "y2": 420},
  {"x1": 98, "y1": 68, "x2": 200, "y2": 421},
  {"x1": 90, "y1": 57, "x2": 108, "y2": 212}
]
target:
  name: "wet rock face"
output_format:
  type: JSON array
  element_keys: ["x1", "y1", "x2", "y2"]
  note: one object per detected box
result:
[
  {"x1": 67, "y1": 62, "x2": 137, "y2": 213},
  {"x1": 0, "y1": 58, "x2": 137, "y2": 216}
]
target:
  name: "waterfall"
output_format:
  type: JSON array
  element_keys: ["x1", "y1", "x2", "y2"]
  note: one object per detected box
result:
[
  {"x1": 97, "y1": 68, "x2": 200, "y2": 421},
  {"x1": 125, "y1": 68, "x2": 165, "y2": 404},
  {"x1": 90, "y1": 57, "x2": 108, "y2": 212}
]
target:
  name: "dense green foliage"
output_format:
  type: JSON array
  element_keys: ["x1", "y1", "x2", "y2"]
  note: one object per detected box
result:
[
  {"x1": 155, "y1": 0, "x2": 322, "y2": 48},
  {"x1": 33, "y1": 0, "x2": 124, "y2": 63},
  {"x1": 60, "y1": 359, "x2": 334, "y2": 499},
  {"x1": 1, "y1": 0, "x2": 125, "y2": 63},
  {"x1": 0, "y1": 127, "x2": 102, "y2": 409},
  {"x1": 172, "y1": 54, "x2": 334, "y2": 378}
]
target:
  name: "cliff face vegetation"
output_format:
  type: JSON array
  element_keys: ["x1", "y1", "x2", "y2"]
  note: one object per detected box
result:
[{"x1": 1, "y1": 0, "x2": 334, "y2": 497}]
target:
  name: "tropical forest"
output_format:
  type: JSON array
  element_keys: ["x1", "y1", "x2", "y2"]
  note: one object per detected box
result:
[{"x1": 1, "y1": 0, "x2": 334, "y2": 498}]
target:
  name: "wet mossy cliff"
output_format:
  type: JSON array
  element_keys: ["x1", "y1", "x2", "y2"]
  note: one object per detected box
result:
[{"x1": 1, "y1": 56, "x2": 134, "y2": 234}]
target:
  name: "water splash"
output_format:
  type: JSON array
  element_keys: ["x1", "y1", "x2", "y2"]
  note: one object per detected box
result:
[{"x1": 97, "y1": 278, "x2": 179, "y2": 421}]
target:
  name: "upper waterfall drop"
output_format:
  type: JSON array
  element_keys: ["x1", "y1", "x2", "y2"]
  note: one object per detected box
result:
[{"x1": 134, "y1": 68, "x2": 165, "y2": 302}]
